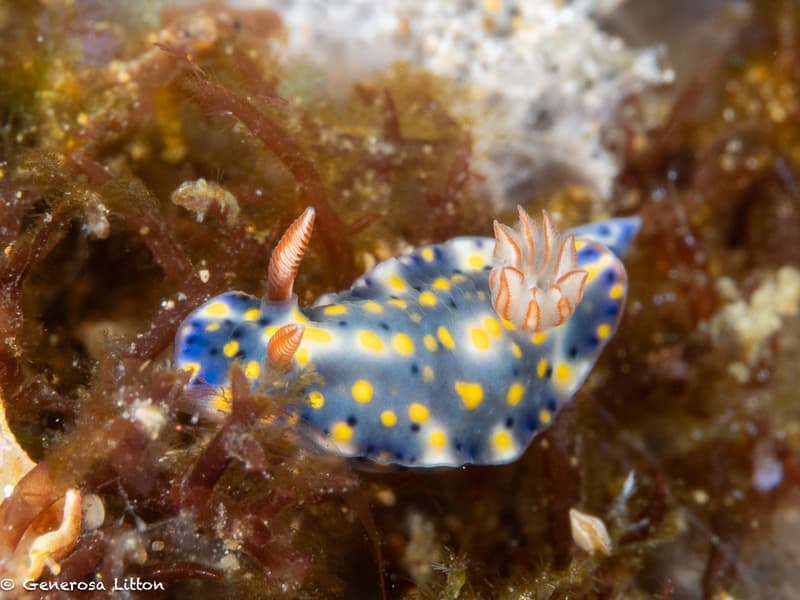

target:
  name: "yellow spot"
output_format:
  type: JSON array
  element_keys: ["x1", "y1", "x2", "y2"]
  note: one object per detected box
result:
[
  {"x1": 388, "y1": 298, "x2": 408, "y2": 309},
  {"x1": 470, "y1": 327, "x2": 490, "y2": 350},
  {"x1": 468, "y1": 254, "x2": 485, "y2": 269},
  {"x1": 585, "y1": 264, "x2": 600, "y2": 282},
  {"x1": 262, "y1": 326, "x2": 279, "y2": 339},
  {"x1": 494, "y1": 431, "x2": 512, "y2": 451},
  {"x1": 609, "y1": 283, "x2": 624, "y2": 300},
  {"x1": 305, "y1": 327, "x2": 333, "y2": 343},
  {"x1": 309, "y1": 391, "x2": 325, "y2": 409},
  {"x1": 421, "y1": 248, "x2": 435, "y2": 262},
  {"x1": 501, "y1": 319, "x2": 515, "y2": 330},
  {"x1": 555, "y1": 363, "x2": 571, "y2": 384},
  {"x1": 244, "y1": 361, "x2": 260, "y2": 379},
  {"x1": 408, "y1": 403, "x2": 430, "y2": 423},
  {"x1": 430, "y1": 430, "x2": 446, "y2": 448},
  {"x1": 507, "y1": 382, "x2": 525, "y2": 406},
  {"x1": 437, "y1": 326, "x2": 455, "y2": 350},
  {"x1": 205, "y1": 322, "x2": 221, "y2": 332},
  {"x1": 223, "y1": 341, "x2": 239, "y2": 357},
  {"x1": 423, "y1": 366, "x2": 435, "y2": 383},
  {"x1": 510, "y1": 342, "x2": 522, "y2": 359},
  {"x1": 205, "y1": 302, "x2": 229, "y2": 316},
  {"x1": 389, "y1": 274, "x2": 406, "y2": 291},
  {"x1": 182, "y1": 362, "x2": 200, "y2": 377},
  {"x1": 363, "y1": 301, "x2": 384, "y2": 313},
  {"x1": 359, "y1": 331, "x2": 384, "y2": 352},
  {"x1": 531, "y1": 332, "x2": 548, "y2": 345},
  {"x1": 410, "y1": 313, "x2": 422, "y2": 323},
  {"x1": 455, "y1": 381, "x2": 483, "y2": 410},
  {"x1": 483, "y1": 317, "x2": 501, "y2": 336},
  {"x1": 539, "y1": 409, "x2": 552, "y2": 425},
  {"x1": 352, "y1": 379, "x2": 373, "y2": 403},
  {"x1": 451, "y1": 274, "x2": 466, "y2": 284},
  {"x1": 423, "y1": 335, "x2": 438, "y2": 352},
  {"x1": 243, "y1": 308, "x2": 260, "y2": 321},
  {"x1": 432, "y1": 278, "x2": 450, "y2": 291},
  {"x1": 324, "y1": 305, "x2": 348, "y2": 315},
  {"x1": 575, "y1": 240, "x2": 586, "y2": 250},
  {"x1": 380, "y1": 410, "x2": 397, "y2": 427},
  {"x1": 332, "y1": 421, "x2": 353, "y2": 442},
  {"x1": 596, "y1": 324, "x2": 611, "y2": 339},
  {"x1": 296, "y1": 347, "x2": 310, "y2": 366},
  {"x1": 291, "y1": 308, "x2": 309, "y2": 324},
  {"x1": 419, "y1": 291, "x2": 437, "y2": 306},
  {"x1": 213, "y1": 393, "x2": 231, "y2": 413},
  {"x1": 537, "y1": 358, "x2": 549, "y2": 378},
  {"x1": 392, "y1": 333, "x2": 415, "y2": 355}
]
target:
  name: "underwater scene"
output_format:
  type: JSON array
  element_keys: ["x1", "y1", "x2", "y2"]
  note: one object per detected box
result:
[{"x1": 0, "y1": 1, "x2": 799, "y2": 598}]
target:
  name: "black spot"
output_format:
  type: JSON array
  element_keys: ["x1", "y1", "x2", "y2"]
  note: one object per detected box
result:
[
  {"x1": 209, "y1": 348, "x2": 219, "y2": 356},
  {"x1": 545, "y1": 365, "x2": 553, "y2": 379},
  {"x1": 379, "y1": 322, "x2": 390, "y2": 331},
  {"x1": 475, "y1": 239, "x2": 484, "y2": 248},
  {"x1": 505, "y1": 417, "x2": 515, "y2": 428},
  {"x1": 467, "y1": 444, "x2": 480, "y2": 460},
  {"x1": 300, "y1": 410, "x2": 310, "y2": 421},
  {"x1": 568, "y1": 345, "x2": 578, "y2": 358},
  {"x1": 524, "y1": 418, "x2": 538, "y2": 433},
  {"x1": 604, "y1": 269, "x2": 616, "y2": 283},
  {"x1": 223, "y1": 319, "x2": 233, "y2": 326},
  {"x1": 546, "y1": 397, "x2": 558, "y2": 411},
  {"x1": 482, "y1": 265, "x2": 492, "y2": 271},
  {"x1": 323, "y1": 428, "x2": 330, "y2": 435},
  {"x1": 191, "y1": 320, "x2": 201, "y2": 329},
  {"x1": 586, "y1": 336, "x2": 599, "y2": 349},
  {"x1": 231, "y1": 330, "x2": 242, "y2": 339},
  {"x1": 364, "y1": 277, "x2": 374, "y2": 287},
  {"x1": 408, "y1": 456, "x2": 417, "y2": 463},
  {"x1": 347, "y1": 416, "x2": 357, "y2": 426},
  {"x1": 257, "y1": 317, "x2": 272, "y2": 326},
  {"x1": 365, "y1": 445, "x2": 376, "y2": 454},
  {"x1": 434, "y1": 247, "x2": 444, "y2": 260},
  {"x1": 412, "y1": 255, "x2": 424, "y2": 265},
  {"x1": 452, "y1": 268, "x2": 463, "y2": 275},
  {"x1": 338, "y1": 320, "x2": 348, "y2": 327},
  {"x1": 598, "y1": 225, "x2": 611, "y2": 237},
  {"x1": 234, "y1": 351, "x2": 245, "y2": 360},
  {"x1": 185, "y1": 335, "x2": 199, "y2": 346},
  {"x1": 605, "y1": 302, "x2": 619, "y2": 317},
  {"x1": 454, "y1": 441, "x2": 463, "y2": 452},
  {"x1": 512, "y1": 367, "x2": 520, "y2": 377},
  {"x1": 389, "y1": 294, "x2": 399, "y2": 300},
  {"x1": 410, "y1": 423, "x2": 420, "y2": 433},
  {"x1": 410, "y1": 363, "x2": 419, "y2": 375},
  {"x1": 394, "y1": 451, "x2": 404, "y2": 460},
  {"x1": 448, "y1": 299, "x2": 457, "y2": 309},
  {"x1": 412, "y1": 285, "x2": 422, "y2": 292}
]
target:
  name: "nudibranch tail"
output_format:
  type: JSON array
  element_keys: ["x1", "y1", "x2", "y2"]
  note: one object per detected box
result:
[
  {"x1": 267, "y1": 323, "x2": 305, "y2": 370},
  {"x1": 267, "y1": 207, "x2": 316, "y2": 302},
  {"x1": 489, "y1": 207, "x2": 588, "y2": 332}
]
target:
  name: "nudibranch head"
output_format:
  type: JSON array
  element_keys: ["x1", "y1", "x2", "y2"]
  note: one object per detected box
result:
[
  {"x1": 174, "y1": 206, "x2": 639, "y2": 467},
  {"x1": 490, "y1": 208, "x2": 588, "y2": 332}
]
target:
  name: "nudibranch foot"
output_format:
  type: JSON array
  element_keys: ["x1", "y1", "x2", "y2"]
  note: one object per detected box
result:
[{"x1": 174, "y1": 207, "x2": 639, "y2": 467}]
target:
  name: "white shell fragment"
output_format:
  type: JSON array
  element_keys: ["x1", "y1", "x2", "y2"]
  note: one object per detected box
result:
[{"x1": 569, "y1": 507, "x2": 612, "y2": 556}]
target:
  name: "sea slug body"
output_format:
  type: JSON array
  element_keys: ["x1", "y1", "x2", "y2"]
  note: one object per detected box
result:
[{"x1": 175, "y1": 207, "x2": 640, "y2": 467}]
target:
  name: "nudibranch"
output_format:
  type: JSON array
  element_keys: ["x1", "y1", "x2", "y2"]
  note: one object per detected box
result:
[{"x1": 175, "y1": 207, "x2": 639, "y2": 467}]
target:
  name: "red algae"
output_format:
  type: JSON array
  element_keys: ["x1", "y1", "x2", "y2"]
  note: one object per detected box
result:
[{"x1": 0, "y1": 1, "x2": 799, "y2": 599}]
